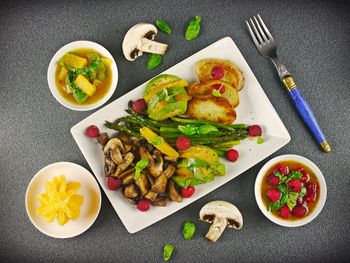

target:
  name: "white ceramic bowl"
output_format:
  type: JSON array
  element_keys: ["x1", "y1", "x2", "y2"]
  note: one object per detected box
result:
[
  {"x1": 47, "y1": 40, "x2": 118, "y2": 111},
  {"x1": 25, "y1": 162, "x2": 102, "y2": 238},
  {"x1": 255, "y1": 154, "x2": 327, "y2": 227}
]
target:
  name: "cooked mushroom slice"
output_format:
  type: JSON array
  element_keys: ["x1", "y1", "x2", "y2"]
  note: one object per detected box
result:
[
  {"x1": 118, "y1": 167, "x2": 135, "y2": 180},
  {"x1": 104, "y1": 138, "x2": 125, "y2": 165},
  {"x1": 104, "y1": 158, "x2": 116, "y2": 176},
  {"x1": 122, "y1": 173, "x2": 135, "y2": 185},
  {"x1": 116, "y1": 132, "x2": 133, "y2": 152},
  {"x1": 199, "y1": 201, "x2": 243, "y2": 242},
  {"x1": 98, "y1": 132, "x2": 109, "y2": 147},
  {"x1": 153, "y1": 197, "x2": 168, "y2": 207},
  {"x1": 124, "y1": 183, "x2": 139, "y2": 199},
  {"x1": 122, "y1": 23, "x2": 168, "y2": 61},
  {"x1": 114, "y1": 152, "x2": 134, "y2": 176},
  {"x1": 145, "y1": 173, "x2": 155, "y2": 186},
  {"x1": 151, "y1": 173, "x2": 167, "y2": 193},
  {"x1": 149, "y1": 150, "x2": 164, "y2": 177},
  {"x1": 145, "y1": 190, "x2": 158, "y2": 202},
  {"x1": 139, "y1": 146, "x2": 163, "y2": 177},
  {"x1": 163, "y1": 164, "x2": 176, "y2": 179},
  {"x1": 135, "y1": 173, "x2": 150, "y2": 197},
  {"x1": 164, "y1": 155, "x2": 178, "y2": 163},
  {"x1": 168, "y1": 180, "x2": 182, "y2": 202}
]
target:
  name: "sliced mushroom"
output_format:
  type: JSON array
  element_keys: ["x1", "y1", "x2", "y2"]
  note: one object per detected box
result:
[
  {"x1": 104, "y1": 138, "x2": 125, "y2": 165},
  {"x1": 124, "y1": 184, "x2": 139, "y2": 199},
  {"x1": 135, "y1": 173, "x2": 150, "y2": 197},
  {"x1": 153, "y1": 197, "x2": 168, "y2": 207},
  {"x1": 116, "y1": 132, "x2": 133, "y2": 153},
  {"x1": 145, "y1": 190, "x2": 158, "y2": 202},
  {"x1": 114, "y1": 152, "x2": 134, "y2": 176},
  {"x1": 149, "y1": 150, "x2": 164, "y2": 177},
  {"x1": 168, "y1": 180, "x2": 182, "y2": 202},
  {"x1": 164, "y1": 156, "x2": 178, "y2": 163},
  {"x1": 151, "y1": 173, "x2": 167, "y2": 193},
  {"x1": 139, "y1": 146, "x2": 163, "y2": 177},
  {"x1": 98, "y1": 132, "x2": 109, "y2": 147},
  {"x1": 104, "y1": 158, "x2": 116, "y2": 176},
  {"x1": 117, "y1": 167, "x2": 135, "y2": 180},
  {"x1": 122, "y1": 23, "x2": 168, "y2": 61},
  {"x1": 199, "y1": 201, "x2": 243, "y2": 242},
  {"x1": 163, "y1": 164, "x2": 176, "y2": 179},
  {"x1": 122, "y1": 173, "x2": 135, "y2": 185}
]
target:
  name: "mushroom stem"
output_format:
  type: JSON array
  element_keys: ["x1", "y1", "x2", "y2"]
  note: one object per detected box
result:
[
  {"x1": 139, "y1": 38, "x2": 168, "y2": 55},
  {"x1": 205, "y1": 217, "x2": 228, "y2": 242}
]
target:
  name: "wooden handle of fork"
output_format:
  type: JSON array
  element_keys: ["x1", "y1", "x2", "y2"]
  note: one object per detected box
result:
[{"x1": 282, "y1": 76, "x2": 331, "y2": 153}]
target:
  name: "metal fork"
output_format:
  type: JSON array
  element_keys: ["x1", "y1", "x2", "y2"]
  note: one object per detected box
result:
[{"x1": 246, "y1": 14, "x2": 330, "y2": 153}]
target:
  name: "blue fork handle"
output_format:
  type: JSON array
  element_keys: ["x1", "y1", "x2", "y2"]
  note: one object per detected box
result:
[{"x1": 282, "y1": 76, "x2": 331, "y2": 152}]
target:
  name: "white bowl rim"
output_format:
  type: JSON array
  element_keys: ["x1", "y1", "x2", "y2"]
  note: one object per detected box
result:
[
  {"x1": 255, "y1": 154, "x2": 327, "y2": 227},
  {"x1": 47, "y1": 40, "x2": 118, "y2": 111},
  {"x1": 25, "y1": 161, "x2": 102, "y2": 238}
]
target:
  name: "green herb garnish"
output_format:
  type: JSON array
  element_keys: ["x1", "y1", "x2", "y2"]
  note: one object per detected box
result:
[
  {"x1": 152, "y1": 136, "x2": 164, "y2": 145},
  {"x1": 163, "y1": 244, "x2": 174, "y2": 261},
  {"x1": 212, "y1": 89, "x2": 221, "y2": 97},
  {"x1": 156, "y1": 19, "x2": 171, "y2": 35},
  {"x1": 183, "y1": 220, "x2": 196, "y2": 240},
  {"x1": 257, "y1": 136, "x2": 264, "y2": 144},
  {"x1": 147, "y1": 53, "x2": 163, "y2": 70},
  {"x1": 185, "y1": 16, "x2": 201, "y2": 41},
  {"x1": 134, "y1": 158, "x2": 149, "y2": 180}
]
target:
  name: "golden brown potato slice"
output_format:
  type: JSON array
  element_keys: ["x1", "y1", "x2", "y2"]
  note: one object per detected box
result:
[
  {"x1": 187, "y1": 80, "x2": 239, "y2": 108},
  {"x1": 187, "y1": 95, "x2": 236, "y2": 124},
  {"x1": 195, "y1": 59, "x2": 244, "y2": 91}
]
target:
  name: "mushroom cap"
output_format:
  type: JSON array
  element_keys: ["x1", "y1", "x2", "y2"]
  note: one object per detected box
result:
[
  {"x1": 122, "y1": 23, "x2": 158, "y2": 61},
  {"x1": 199, "y1": 200, "x2": 243, "y2": 229}
]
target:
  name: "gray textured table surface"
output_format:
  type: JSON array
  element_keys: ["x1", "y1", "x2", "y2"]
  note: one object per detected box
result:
[{"x1": 1, "y1": 0, "x2": 349, "y2": 262}]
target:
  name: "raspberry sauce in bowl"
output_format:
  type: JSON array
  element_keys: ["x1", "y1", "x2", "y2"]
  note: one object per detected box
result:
[{"x1": 255, "y1": 155, "x2": 327, "y2": 227}]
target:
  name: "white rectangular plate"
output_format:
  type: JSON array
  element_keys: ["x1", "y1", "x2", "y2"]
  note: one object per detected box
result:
[{"x1": 71, "y1": 37, "x2": 291, "y2": 233}]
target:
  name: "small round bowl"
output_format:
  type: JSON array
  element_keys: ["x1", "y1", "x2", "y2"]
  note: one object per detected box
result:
[
  {"x1": 47, "y1": 40, "x2": 118, "y2": 111},
  {"x1": 255, "y1": 154, "x2": 327, "y2": 227},
  {"x1": 25, "y1": 162, "x2": 102, "y2": 238}
]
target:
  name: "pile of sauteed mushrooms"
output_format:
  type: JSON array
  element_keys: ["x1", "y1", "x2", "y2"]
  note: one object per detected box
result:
[{"x1": 99, "y1": 132, "x2": 183, "y2": 207}]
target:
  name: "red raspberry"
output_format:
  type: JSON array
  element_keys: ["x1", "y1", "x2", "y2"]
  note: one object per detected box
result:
[
  {"x1": 137, "y1": 199, "x2": 150, "y2": 212},
  {"x1": 293, "y1": 204, "x2": 308, "y2": 217},
  {"x1": 273, "y1": 163, "x2": 289, "y2": 176},
  {"x1": 107, "y1": 176, "x2": 122, "y2": 190},
  {"x1": 307, "y1": 182, "x2": 317, "y2": 193},
  {"x1": 210, "y1": 84, "x2": 225, "y2": 94},
  {"x1": 226, "y1": 149, "x2": 239, "y2": 162},
  {"x1": 306, "y1": 191, "x2": 316, "y2": 202},
  {"x1": 279, "y1": 205, "x2": 291, "y2": 219},
  {"x1": 181, "y1": 186, "x2": 195, "y2": 198},
  {"x1": 248, "y1": 125, "x2": 262, "y2": 137},
  {"x1": 131, "y1": 98, "x2": 147, "y2": 113},
  {"x1": 267, "y1": 174, "x2": 279, "y2": 186},
  {"x1": 266, "y1": 188, "x2": 281, "y2": 202},
  {"x1": 176, "y1": 136, "x2": 191, "y2": 150},
  {"x1": 211, "y1": 66, "x2": 225, "y2": 80},
  {"x1": 85, "y1": 125, "x2": 100, "y2": 138},
  {"x1": 300, "y1": 171, "x2": 310, "y2": 183},
  {"x1": 287, "y1": 179, "x2": 302, "y2": 192}
]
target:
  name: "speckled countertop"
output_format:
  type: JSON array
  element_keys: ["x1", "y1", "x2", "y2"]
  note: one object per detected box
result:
[{"x1": 0, "y1": 0, "x2": 349, "y2": 262}]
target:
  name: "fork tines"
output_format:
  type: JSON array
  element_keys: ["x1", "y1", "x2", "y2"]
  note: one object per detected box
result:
[{"x1": 246, "y1": 14, "x2": 274, "y2": 46}]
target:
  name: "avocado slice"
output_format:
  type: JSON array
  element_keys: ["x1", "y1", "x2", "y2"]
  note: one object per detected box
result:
[
  {"x1": 144, "y1": 74, "x2": 180, "y2": 98},
  {"x1": 149, "y1": 100, "x2": 189, "y2": 120}
]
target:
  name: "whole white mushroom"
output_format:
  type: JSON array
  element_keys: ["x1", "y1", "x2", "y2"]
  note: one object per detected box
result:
[
  {"x1": 122, "y1": 23, "x2": 168, "y2": 61},
  {"x1": 199, "y1": 200, "x2": 243, "y2": 242}
]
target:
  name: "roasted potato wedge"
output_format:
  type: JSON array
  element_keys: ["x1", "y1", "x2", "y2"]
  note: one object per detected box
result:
[
  {"x1": 187, "y1": 80, "x2": 239, "y2": 108},
  {"x1": 195, "y1": 59, "x2": 244, "y2": 91},
  {"x1": 187, "y1": 95, "x2": 236, "y2": 124}
]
